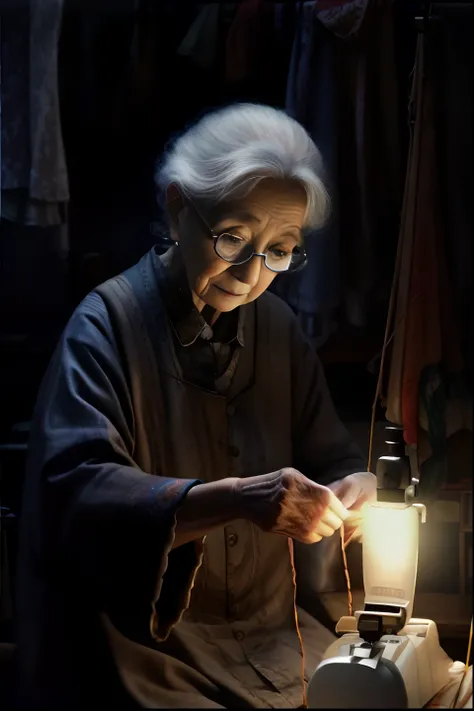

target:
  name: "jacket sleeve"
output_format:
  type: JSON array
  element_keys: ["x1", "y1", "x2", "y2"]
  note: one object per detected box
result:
[
  {"x1": 21, "y1": 293, "x2": 202, "y2": 639},
  {"x1": 290, "y1": 318, "x2": 367, "y2": 486}
]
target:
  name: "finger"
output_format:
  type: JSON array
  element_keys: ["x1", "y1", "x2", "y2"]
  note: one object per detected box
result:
[
  {"x1": 343, "y1": 525, "x2": 362, "y2": 547},
  {"x1": 327, "y1": 481, "x2": 348, "y2": 503},
  {"x1": 327, "y1": 479, "x2": 343, "y2": 494},
  {"x1": 313, "y1": 520, "x2": 338, "y2": 538},
  {"x1": 321, "y1": 508, "x2": 343, "y2": 532},
  {"x1": 345, "y1": 510, "x2": 363, "y2": 525},
  {"x1": 346, "y1": 494, "x2": 372, "y2": 512},
  {"x1": 328, "y1": 490, "x2": 350, "y2": 521},
  {"x1": 338, "y1": 488, "x2": 360, "y2": 510}
]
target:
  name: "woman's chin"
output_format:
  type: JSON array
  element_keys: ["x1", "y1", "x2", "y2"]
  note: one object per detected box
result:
[
  {"x1": 200, "y1": 285, "x2": 246, "y2": 312},
  {"x1": 206, "y1": 295, "x2": 242, "y2": 312}
]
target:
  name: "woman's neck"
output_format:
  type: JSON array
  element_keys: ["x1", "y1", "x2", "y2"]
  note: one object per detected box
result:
[{"x1": 193, "y1": 294, "x2": 221, "y2": 326}]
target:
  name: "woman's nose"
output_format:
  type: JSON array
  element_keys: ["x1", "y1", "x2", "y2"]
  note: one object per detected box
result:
[{"x1": 231, "y1": 253, "x2": 264, "y2": 287}]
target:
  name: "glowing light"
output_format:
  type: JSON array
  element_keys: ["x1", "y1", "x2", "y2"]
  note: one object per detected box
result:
[{"x1": 362, "y1": 502, "x2": 420, "y2": 621}]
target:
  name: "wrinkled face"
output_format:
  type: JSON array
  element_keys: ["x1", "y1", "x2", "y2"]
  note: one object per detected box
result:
[{"x1": 169, "y1": 179, "x2": 307, "y2": 312}]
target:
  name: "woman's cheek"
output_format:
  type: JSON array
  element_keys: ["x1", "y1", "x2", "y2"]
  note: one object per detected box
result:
[
  {"x1": 205, "y1": 262, "x2": 231, "y2": 282},
  {"x1": 194, "y1": 267, "x2": 221, "y2": 295},
  {"x1": 253, "y1": 271, "x2": 278, "y2": 296}
]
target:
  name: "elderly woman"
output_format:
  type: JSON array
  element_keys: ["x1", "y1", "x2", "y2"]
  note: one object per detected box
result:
[{"x1": 16, "y1": 104, "x2": 375, "y2": 708}]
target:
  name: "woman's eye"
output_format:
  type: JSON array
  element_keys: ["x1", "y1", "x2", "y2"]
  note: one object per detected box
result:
[
  {"x1": 269, "y1": 247, "x2": 291, "y2": 259},
  {"x1": 225, "y1": 234, "x2": 244, "y2": 245}
]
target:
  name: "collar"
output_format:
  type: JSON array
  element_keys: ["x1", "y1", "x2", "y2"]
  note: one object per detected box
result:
[{"x1": 158, "y1": 245, "x2": 245, "y2": 348}]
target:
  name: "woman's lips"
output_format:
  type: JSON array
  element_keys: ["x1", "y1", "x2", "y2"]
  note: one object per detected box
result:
[{"x1": 214, "y1": 285, "x2": 247, "y2": 297}]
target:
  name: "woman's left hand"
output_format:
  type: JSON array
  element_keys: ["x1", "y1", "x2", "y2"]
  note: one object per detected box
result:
[{"x1": 328, "y1": 472, "x2": 377, "y2": 544}]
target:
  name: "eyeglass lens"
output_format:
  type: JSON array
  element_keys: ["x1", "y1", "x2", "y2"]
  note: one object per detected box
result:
[{"x1": 215, "y1": 233, "x2": 303, "y2": 272}]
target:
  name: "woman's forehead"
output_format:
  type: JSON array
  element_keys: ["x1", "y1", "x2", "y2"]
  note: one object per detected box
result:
[{"x1": 210, "y1": 180, "x2": 307, "y2": 224}]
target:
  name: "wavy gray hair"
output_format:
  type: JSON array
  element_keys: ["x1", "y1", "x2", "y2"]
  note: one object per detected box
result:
[{"x1": 155, "y1": 103, "x2": 330, "y2": 230}]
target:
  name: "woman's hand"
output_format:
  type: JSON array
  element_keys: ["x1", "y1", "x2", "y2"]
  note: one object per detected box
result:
[
  {"x1": 328, "y1": 472, "x2": 377, "y2": 544},
  {"x1": 237, "y1": 468, "x2": 349, "y2": 544},
  {"x1": 327, "y1": 472, "x2": 376, "y2": 511}
]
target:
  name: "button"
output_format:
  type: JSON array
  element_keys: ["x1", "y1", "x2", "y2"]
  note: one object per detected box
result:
[
  {"x1": 228, "y1": 532, "x2": 238, "y2": 547},
  {"x1": 228, "y1": 445, "x2": 240, "y2": 458},
  {"x1": 201, "y1": 325, "x2": 213, "y2": 341},
  {"x1": 234, "y1": 630, "x2": 245, "y2": 641},
  {"x1": 227, "y1": 405, "x2": 235, "y2": 416}
]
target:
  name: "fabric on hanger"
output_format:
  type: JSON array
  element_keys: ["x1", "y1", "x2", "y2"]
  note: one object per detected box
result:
[
  {"x1": 272, "y1": 1, "x2": 340, "y2": 346},
  {"x1": 273, "y1": 0, "x2": 402, "y2": 338},
  {"x1": 384, "y1": 31, "x2": 422, "y2": 426},
  {"x1": 1, "y1": 12, "x2": 30, "y2": 202},
  {"x1": 224, "y1": 1, "x2": 296, "y2": 108},
  {"x1": 58, "y1": 0, "x2": 182, "y2": 265},
  {"x1": 384, "y1": 34, "x2": 468, "y2": 495},
  {"x1": 333, "y1": 0, "x2": 402, "y2": 328},
  {"x1": 1, "y1": 0, "x2": 69, "y2": 227},
  {"x1": 258, "y1": 1, "x2": 294, "y2": 105},
  {"x1": 268, "y1": 2, "x2": 299, "y2": 104},
  {"x1": 316, "y1": 0, "x2": 370, "y2": 39},
  {"x1": 400, "y1": 34, "x2": 464, "y2": 447}
]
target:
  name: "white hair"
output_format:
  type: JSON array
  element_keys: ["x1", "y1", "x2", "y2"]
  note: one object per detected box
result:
[{"x1": 155, "y1": 103, "x2": 330, "y2": 230}]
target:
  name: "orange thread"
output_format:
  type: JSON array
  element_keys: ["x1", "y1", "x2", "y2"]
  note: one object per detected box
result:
[
  {"x1": 288, "y1": 537, "x2": 307, "y2": 708},
  {"x1": 340, "y1": 523, "x2": 353, "y2": 617}
]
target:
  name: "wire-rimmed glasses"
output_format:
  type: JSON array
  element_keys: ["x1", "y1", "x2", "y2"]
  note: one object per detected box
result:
[{"x1": 188, "y1": 198, "x2": 308, "y2": 274}]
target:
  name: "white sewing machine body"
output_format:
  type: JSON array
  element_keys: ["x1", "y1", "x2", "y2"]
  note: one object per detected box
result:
[
  {"x1": 307, "y1": 425, "x2": 457, "y2": 709},
  {"x1": 307, "y1": 617, "x2": 453, "y2": 708}
]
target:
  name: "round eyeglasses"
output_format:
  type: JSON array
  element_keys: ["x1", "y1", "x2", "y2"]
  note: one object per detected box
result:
[
  {"x1": 213, "y1": 232, "x2": 307, "y2": 273},
  {"x1": 185, "y1": 196, "x2": 308, "y2": 274}
]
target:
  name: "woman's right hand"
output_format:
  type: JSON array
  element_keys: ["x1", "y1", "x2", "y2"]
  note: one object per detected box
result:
[{"x1": 236, "y1": 468, "x2": 349, "y2": 544}]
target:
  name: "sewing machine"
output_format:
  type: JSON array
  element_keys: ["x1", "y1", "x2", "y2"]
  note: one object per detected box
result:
[{"x1": 307, "y1": 425, "x2": 454, "y2": 708}]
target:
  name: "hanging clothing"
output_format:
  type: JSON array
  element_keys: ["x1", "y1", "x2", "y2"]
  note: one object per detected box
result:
[
  {"x1": 16, "y1": 244, "x2": 365, "y2": 707},
  {"x1": 225, "y1": 0, "x2": 264, "y2": 84},
  {"x1": 1, "y1": 0, "x2": 69, "y2": 227},
  {"x1": 224, "y1": 1, "x2": 296, "y2": 108},
  {"x1": 384, "y1": 34, "x2": 469, "y2": 496},
  {"x1": 316, "y1": 0, "x2": 370, "y2": 39},
  {"x1": 58, "y1": 0, "x2": 212, "y2": 265},
  {"x1": 273, "y1": 0, "x2": 402, "y2": 339},
  {"x1": 384, "y1": 30, "x2": 424, "y2": 428},
  {"x1": 272, "y1": 2, "x2": 339, "y2": 347},
  {"x1": 333, "y1": 0, "x2": 402, "y2": 328}
]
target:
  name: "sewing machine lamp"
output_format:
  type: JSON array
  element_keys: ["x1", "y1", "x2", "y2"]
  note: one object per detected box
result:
[{"x1": 362, "y1": 499, "x2": 424, "y2": 630}]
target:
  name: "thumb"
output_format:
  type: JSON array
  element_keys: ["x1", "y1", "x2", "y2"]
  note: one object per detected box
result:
[{"x1": 328, "y1": 476, "x2": 359, "y2": 509}]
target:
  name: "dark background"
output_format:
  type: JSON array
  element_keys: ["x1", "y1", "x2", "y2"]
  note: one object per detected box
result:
[
  {"x1": 0, "y1": 0, "x2": 423, "y2": 431},
  {"x1": 0, "y1": 0, "x2": 472, "y2": 690}
]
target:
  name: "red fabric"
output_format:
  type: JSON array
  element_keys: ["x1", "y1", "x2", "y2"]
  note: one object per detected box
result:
[{"x1": 400, "y1": 39, "x2": 463, "y2": 446}]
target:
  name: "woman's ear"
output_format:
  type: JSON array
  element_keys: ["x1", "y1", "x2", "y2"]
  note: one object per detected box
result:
[{"x1": 166, "y1": 184, "x2": 184, "y2": 239}]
